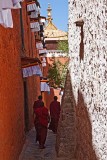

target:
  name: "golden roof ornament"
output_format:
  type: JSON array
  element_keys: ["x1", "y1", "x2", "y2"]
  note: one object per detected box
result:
[
  {"x1": 44, "y1": 4, "x2": 68, "y2": 40},
  {"x1": 47, "y1": 3, "x2": 53, "y2": 23}
]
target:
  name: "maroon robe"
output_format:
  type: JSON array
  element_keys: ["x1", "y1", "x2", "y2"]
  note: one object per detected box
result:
[
  {"x1": 49, "y1": 100, "x2": 60, "y2": 133},
  {"x1": 33, "y1": 100, "x2": 43, "y2": 111},
  {"x1": 34, "y1": 106, "x2": 49, "y2": 148}
]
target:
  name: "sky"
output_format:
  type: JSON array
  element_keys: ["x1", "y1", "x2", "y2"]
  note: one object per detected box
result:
[{"x1": 39, "y1": 0, "x2": 68, "y2": 32}]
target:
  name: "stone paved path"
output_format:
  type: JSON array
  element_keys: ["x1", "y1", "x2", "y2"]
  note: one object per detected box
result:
[
  {"x1": 19, "y1": 128, "x2": 76, "y2": 160},
  {"x1": 19, "y1": 128, "x2": 57, "y2": 160}
]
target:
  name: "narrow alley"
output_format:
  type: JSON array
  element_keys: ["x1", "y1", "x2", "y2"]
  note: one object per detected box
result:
[
  {"x1": 19, "y1": 128, "x2": 56, "y2": 160},
  {"x1": 19, "y1": 71, "x2": 76, "y2": 160},
  {"x1": 19, "y1": 128, "x2": 72, "y2": 160},
  {"x1": 0, "y1": 0, "x2": 106, "y2": 160}
]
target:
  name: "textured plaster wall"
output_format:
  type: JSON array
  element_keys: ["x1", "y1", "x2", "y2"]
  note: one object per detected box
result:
[
  {"x1": 21, "y1": 2, "x2": 38, "y2": 58},
  {"x1": 69, "y1": 0, "x2": 107, "y2": 159},
  {"x1": 26, "y1": 76, "x2": 41, "y2": 129},
  {"x1": 21, "y1": 1, "x2": 41, "y2": 131},
  {"x1": 0, "y1": 10, "x2": 24, "y2": 160},
  {"x1": 0, "y1": 1, "x2": 41, "y2": 159}
]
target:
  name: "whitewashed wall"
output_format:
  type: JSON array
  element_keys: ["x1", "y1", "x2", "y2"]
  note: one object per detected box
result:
[{"x1": 68, "y1": 0, "x2": 107, "y2": 159}]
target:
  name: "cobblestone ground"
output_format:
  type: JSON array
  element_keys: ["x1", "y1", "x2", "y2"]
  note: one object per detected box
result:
[{"x1": 19, "y1": 128, "x2": 57, "y2": 160}]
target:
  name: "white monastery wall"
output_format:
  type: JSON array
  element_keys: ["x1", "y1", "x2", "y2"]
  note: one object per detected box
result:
[{"x1": 68, "y1": 0, "x2": 107, "y2": 159}]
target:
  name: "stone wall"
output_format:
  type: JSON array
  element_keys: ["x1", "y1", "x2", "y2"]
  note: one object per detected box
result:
[
  {"x1": 56, "y1": 71, "x2": 76, "y2": 159},
  {"x1": 68, "y1": 0, "x2": 107, "y2": 159}
]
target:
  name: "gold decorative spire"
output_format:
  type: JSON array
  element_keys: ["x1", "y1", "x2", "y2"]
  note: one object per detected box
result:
[
  {"x1": 44, "y1": 3, "x2": 68, "y2": 40},
  {"x1": 47, "y1": 3, "x2": 53, "y2": 23}
]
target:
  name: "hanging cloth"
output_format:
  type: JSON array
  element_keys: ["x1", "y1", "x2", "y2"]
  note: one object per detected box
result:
[
  {"x1": 22, "y1": 65, "x2": 43, "y2": 78},
  {"x1": 22, "y1": 68, "x2": 29, "y2": 78},
  {"x1": 22, "y1": 66, "x2": 33, "y2": 77},
  {"x1": 36, "y1": 42, "x2": 43, "y2": 49},
  {"x1": 39, "y1": 49, "x2": 47, "y2": 54},
  {"x1": 0, "y1": 0, "x2": 23, "y2": 10},
  {"x1": 30, "y1": 22, "x2": 40, "y2": 29},
  {"x1": 0, "y1": 9, "x2": 13, "y2": 28},
  {"x1": 41, "y1": 82, "x2": 50, "y2": 92},
  {"x1": 0, "y1": 0, "x2": 23, "y2": 28},
  {"x1": 42, "y1": 57, "x2": 46, "y2": 67},
  {"x1": 32, "y1": 65, "x2": 42, "y2": 77},
  {"x1": 1, "y1": 0, "x2": 13, "y2": 9},
  {"x1": 30, "y1": 22, "x2": 40, "y2": 32},
  {"x1": 0, "y1": 1, "x2": 2, "y2": 11},
  {"x1": 27, "y1": 3, "x2": 37, "y2": 12},
  {"x1": 12, "y1": 0, "x2": 22, "y2": 6},
  {"x1": 30, "y1": 11, "x2": 38, "y2": 18}
]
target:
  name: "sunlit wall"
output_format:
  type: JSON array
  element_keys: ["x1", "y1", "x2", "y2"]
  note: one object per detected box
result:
[{"x1": 68, "y1": 0, "x2": 107, "y2": 159}]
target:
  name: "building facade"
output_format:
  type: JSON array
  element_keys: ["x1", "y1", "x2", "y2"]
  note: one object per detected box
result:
[{"x1": 0, "y1": 1, "x2": 46, "y2": 159}]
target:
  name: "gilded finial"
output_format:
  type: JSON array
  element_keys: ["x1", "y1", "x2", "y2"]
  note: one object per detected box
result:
[{"x1": 47, "y1": 3, "x2": 53, "y2": 22}]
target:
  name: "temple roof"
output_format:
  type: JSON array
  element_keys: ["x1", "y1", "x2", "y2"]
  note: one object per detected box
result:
[
  {"x1": 45, "y1": 21, "x2": 57, "y2": 30},
  {"x1": 44, "y1": 4, "x2": 68, "y2": 41},
  {"x1": 44, "y1": 29, "x2": 68, "y2": 41}
]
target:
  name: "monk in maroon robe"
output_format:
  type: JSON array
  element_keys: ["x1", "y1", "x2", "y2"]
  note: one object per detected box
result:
[
  {"x1": 33, "y1": 95, "x2": 44, "y2": 133},
  {"x1": 33, "y1": 95, "x2": 43, "y2": 111},
  {"x1": 49, "y1": 96, "x2": 61, "y2": 133},
  {"x1": 34, "y1": 102, "x2": 49, "y2": 149}
]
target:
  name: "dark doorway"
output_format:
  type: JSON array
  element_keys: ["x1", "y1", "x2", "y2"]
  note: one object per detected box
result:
[{"x1": 23, "y1": 80, "x2": 29, "y2": 132}]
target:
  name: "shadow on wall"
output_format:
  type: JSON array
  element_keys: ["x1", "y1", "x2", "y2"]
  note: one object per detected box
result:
[
  {"x1": 75, "y1": 90, "x2": 98, "y2": 160},
  {"x1": 56, "y1": 70, "x2": 76, "y2": 159}
]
